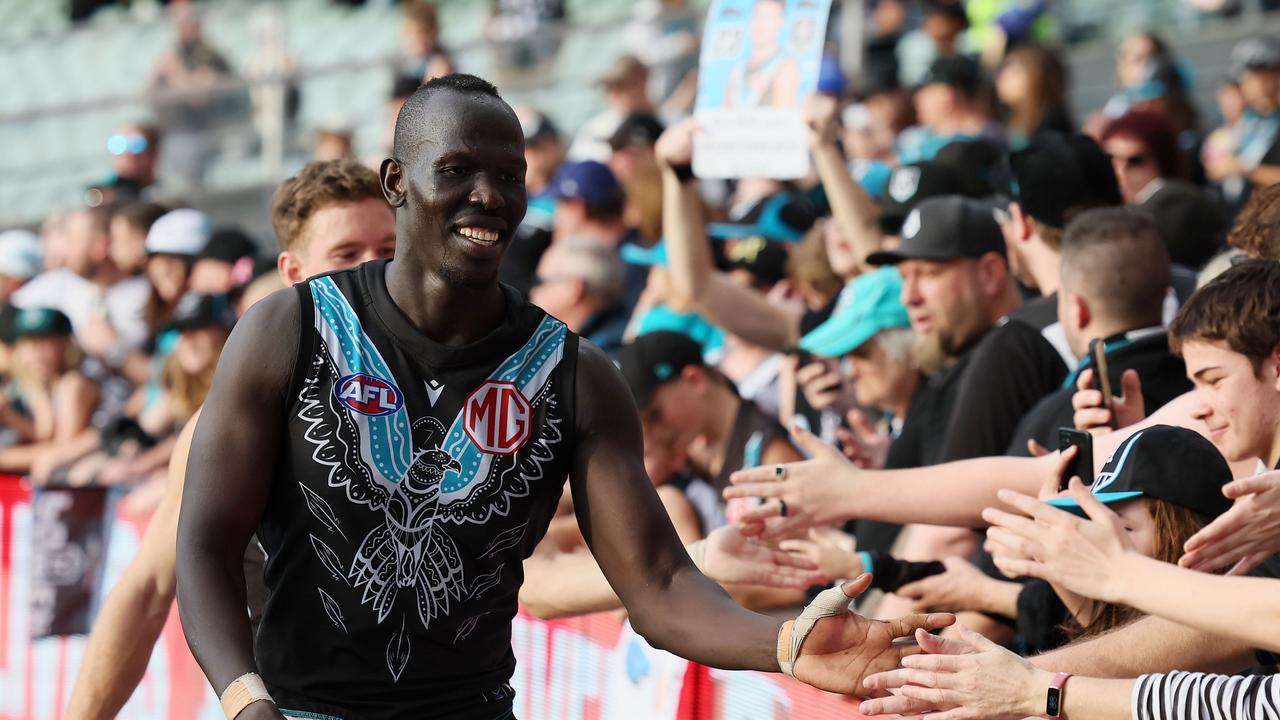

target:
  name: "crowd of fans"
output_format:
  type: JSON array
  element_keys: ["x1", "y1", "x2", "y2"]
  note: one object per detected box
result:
[{"x1": 9, "y1": 0, "x2": 1280, "y2": 717}]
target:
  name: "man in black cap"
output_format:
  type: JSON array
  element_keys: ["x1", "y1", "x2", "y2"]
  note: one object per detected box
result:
[
  {"x1": 618, "y1": 330, "x2": 800, "y2": 496},
  {"x1": 999, "y1": 133, "x2": 1124, "y2": 363},
  {"x1": 867, "y1": 195, "x2": 1066, "y2": 464}
]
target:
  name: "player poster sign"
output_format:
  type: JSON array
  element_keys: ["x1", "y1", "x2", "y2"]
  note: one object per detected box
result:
[{"x1": 693, "y1": 0, "x2": 833, "y2": 179}]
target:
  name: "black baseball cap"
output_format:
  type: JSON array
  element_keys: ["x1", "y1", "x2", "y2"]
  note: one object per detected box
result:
[
  {"x1": 877, "y1": 161, "x2": 970, "y2": 235},
  {"x1": 867, "y1": 195, "x2": 1005, "y2": 266},
  {"x1": 617, "y1": 330, "x2": 705, "y2": 409},
  {"x1": 1007, "y1": 133, "x2": 1122, "y2": 230},
  {"x1": 934, "y1": 139, "x2": 1000, "y2": 197},
  {"x1": 199, "y1": 228, "x2": 258, "y2": 264},
  {"x1": 724, "y1": 235, "x2": 789, "y2": 287},
  {"x1": 166, "y1": 293, "x2": 236, "y2": 333},
  {"x1": 609, "y1": 113, "x2": 665, "y2": 150},
  {"x1": 1047, "y1": 425, "x2": 1233, "y2": 520},
  {"x1": 918, "y1": 55, "x2": 981, "y2": 96},
  {"x1": 6, "y1": 307, "x2": 72, "y2": 342}
]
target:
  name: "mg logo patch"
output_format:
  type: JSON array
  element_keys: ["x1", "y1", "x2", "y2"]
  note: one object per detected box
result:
[
  {"x1": 335, "y1": 373, "x2": 404, "y2": 416},
  {"x1": 464, "y1": 381, "x2": 531, "y2": 455}
]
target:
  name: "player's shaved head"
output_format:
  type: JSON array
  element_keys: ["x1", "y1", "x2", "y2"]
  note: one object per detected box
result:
[{"x1": 391, "y1": 73, "x2": 509, "y2": 162}]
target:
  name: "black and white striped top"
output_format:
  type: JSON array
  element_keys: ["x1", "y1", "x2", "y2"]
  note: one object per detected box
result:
[{"x1": 1133, "y1": 671, "x2": 1280, "y2": 719}]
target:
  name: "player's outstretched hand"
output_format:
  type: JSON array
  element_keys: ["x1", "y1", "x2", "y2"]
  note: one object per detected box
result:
[
  {"x1": 723, "y1": 424, "x2": 857, "y2": 539},
  {"x1": 789, "y1": 575, "x2": 955, "y2": 695},
  {"x1": 859, "y1": 626, "x2": 1052, "y2": 718},
  {"x1": 698, "y1": 524, "x2": 827, "y2": 589}
]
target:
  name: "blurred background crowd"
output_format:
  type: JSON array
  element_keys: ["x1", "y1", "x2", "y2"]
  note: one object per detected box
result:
[{"x1": 5, "y1": 0, "x2": 1280, "y2": 708}]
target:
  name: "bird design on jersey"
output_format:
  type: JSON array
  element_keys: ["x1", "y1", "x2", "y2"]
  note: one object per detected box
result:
[
  {"x1": 295, "y1": 346, "x2": 558, "y2": 633},
  {"x1": 294, "y1": 280, "x2": 569, "y2": 682},
  {"x1": 349, "y1": 447, "x2": 467, "y2": 626}
]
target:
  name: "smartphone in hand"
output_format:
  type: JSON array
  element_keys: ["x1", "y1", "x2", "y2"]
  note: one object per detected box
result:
[
  {"x1": 1088, "y1": 338, "x2": 1115, "y2": 429},
  {"x1": 1057, "y1": 428, "x2": 1095, "y2": 492}
]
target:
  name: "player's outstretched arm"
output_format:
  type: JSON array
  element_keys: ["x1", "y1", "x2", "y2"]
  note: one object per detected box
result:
[
  {"x1": 66, "y1": 409, "x2": 201, "y2": 719},
  {"x1": 176, "y1": 291, "x2": 297, "y2": 720},
  {"x1": 569, "y1": 342, "x2": 952, "y2": 694}
]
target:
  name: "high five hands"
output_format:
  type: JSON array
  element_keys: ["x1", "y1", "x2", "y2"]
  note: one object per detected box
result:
[{"x1": 785, "y1": 574, "x2": 956, "y2": 695}]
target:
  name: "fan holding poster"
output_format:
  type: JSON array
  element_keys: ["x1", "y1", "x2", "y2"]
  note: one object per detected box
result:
[{"x1": 694, "y1": 0, "x2": 832, "y2": 179}]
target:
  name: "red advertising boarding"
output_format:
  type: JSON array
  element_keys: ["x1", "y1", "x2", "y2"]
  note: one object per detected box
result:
[{"x1": 0, "y1": 475, "x2": 863, "y2": 719}]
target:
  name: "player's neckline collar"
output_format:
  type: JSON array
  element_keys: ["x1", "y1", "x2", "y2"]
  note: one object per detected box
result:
[{"x1": 362, "y1": 259, "x2": 533, "y2": 370}]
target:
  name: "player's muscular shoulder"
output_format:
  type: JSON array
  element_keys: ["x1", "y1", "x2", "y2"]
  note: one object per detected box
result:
[
  {"x1": 572, "y1": 339, "x2": 632, "y2": 441},
  {"x1": 217, "y1": 288, "x2": 301, "y2": 403}
]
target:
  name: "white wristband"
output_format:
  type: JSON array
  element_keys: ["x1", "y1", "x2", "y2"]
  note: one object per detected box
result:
[
  {"x1": 687, "y1": 539, "x2": 708, "y2": 573},
  {"x1": 778, "y1": 585, "x2": 852, "y2": 676},
  {"x1": 220, "y1": 672, "x2": 274, "y2": 719}
]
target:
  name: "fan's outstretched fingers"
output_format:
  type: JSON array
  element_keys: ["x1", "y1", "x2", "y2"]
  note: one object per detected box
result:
[
  {"x1": 887, "y1": 611, "x2": 955, "y2": 639},
  {"x1": 915, "y1": 627, "x2": 976, "y2": 655},
  {"x1": 859, "y1": 693, "x2": 944, "y2": 716}
]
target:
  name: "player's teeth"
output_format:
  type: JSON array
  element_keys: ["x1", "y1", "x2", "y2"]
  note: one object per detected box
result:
[{"x1": 459, "y1": 227, "x2": 499, "y2": 243}]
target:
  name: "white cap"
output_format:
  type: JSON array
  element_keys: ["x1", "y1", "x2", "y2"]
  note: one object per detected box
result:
[
  {"x1": 146, "y1": 209, "x2": 210, "y2": 257},
  {"x1": 0, "y1": 229, "x2": 43, "y2": 280}
]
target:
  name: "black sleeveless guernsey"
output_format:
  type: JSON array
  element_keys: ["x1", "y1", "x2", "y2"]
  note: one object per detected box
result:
[{"x1": 256, "y1": 260, "x2": 578, "y2": 719}]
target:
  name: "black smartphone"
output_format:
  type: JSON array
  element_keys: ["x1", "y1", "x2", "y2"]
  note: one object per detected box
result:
[
  {"x1": 1057, "y1": 428, "x2": 1094, "y2": 491},
  {"x1": 1088, "y1": 338, "x2": 1115, "y2": 428},
  {"x1": 787, "y1": 346, "x2": 816, "y2": 366}
]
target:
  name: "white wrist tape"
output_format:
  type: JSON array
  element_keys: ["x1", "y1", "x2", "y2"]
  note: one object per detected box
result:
[
  {"x1": 778, "y1": 585, "x2": 852, "y2": 676},
  {"x1": 220, "y1": 672, "x2": 274, "y2": 719},
  {"x1": 687, "y1": 539, "x2": 708, "y2": 573}
]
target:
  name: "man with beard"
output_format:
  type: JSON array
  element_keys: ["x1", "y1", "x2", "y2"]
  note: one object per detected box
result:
[
  {"x1": 175, "y1": 74, "x2": 951, "y2": 720},
  {"x1": 866, "y1": 196, "x2": 1066, "y2": 466}
]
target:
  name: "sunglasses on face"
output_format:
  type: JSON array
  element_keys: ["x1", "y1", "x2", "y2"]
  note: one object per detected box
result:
[
  {"x1": 1108, "y1": 152, "x2": 1149, "y2": 169},
  {"x1": 107, "y1": 133, "x2": 149, "y2": 155}
]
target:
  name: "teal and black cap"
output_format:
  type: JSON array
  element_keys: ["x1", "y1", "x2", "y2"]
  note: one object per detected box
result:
[
  {"x1": 707, "y1": 192, "x2": 817, "y2": 244},
  {"x1": 166, "y1": 292, "x2": 236, "y2": 333},
  {"x1": 6, "y1": 307, "x2": 72, "y2": 342},
  {"x1": 616, "y1": 330, "x2": 705, "y2": 409},
  {"x1": 799, "y1": 268, "x2": 910, "y2": 358},
  {"x1": 1047, "y1": 424, "x2": 1233, "y2": 520}
]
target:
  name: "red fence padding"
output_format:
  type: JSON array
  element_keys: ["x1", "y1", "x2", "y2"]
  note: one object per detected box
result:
[{"x1": 0, "y1": 475, "x2": 864, "y2": 719}]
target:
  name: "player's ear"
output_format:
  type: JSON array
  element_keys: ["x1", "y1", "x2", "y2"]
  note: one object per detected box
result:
[{"x1": 381, "y1": 157, "x2": 407, "y2": 208}]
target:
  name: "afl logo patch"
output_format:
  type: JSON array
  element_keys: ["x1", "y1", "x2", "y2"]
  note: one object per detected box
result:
[
  {"x1": 464, "y1": 380, "x2": 531, "y2": 455},
  {"x1": 335, "y1": 373, "x2": 404, "y2": 416}
]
